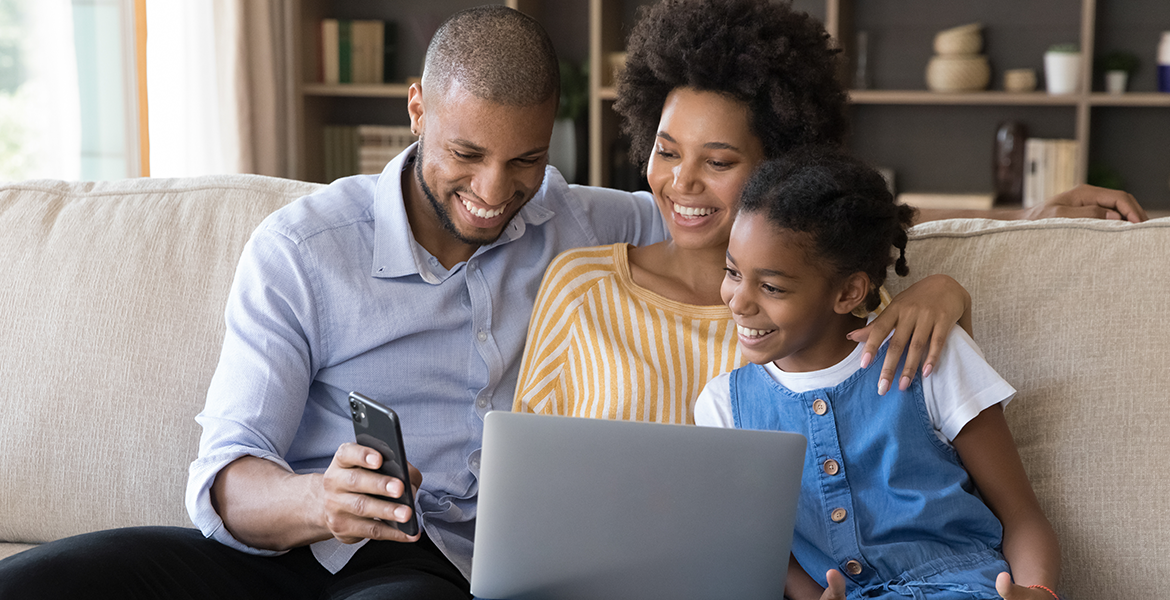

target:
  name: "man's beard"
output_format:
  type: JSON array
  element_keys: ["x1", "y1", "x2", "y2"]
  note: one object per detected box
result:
[{"x1": 415, "y1": 138, "x2": 512, "y2": 248}]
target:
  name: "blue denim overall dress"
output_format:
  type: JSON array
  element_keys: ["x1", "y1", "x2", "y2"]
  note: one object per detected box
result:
[{"x1": 728, "y1": 345, "x2": 1010, "y2": 599}]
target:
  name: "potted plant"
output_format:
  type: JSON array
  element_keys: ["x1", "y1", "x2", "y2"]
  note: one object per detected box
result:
[
  {"x1": 549, "y1": 59, "x2": 589, "y2": 183},
  {"x1": 1044, "y1": 43, "x2": 1081, "y2": 95},
  {"x1": 1097, "y1": 50, "x2": 1140, "y2": 94}
]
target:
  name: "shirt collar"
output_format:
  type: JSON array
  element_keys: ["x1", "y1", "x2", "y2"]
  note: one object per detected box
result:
[{"x1": 370, "y1": 143, "x2": 558, "y2": 282}]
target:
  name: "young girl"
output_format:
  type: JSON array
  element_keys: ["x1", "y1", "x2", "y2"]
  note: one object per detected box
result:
[{"x1": 694, "y1": 149, "x2": 1061, "y2": 600}]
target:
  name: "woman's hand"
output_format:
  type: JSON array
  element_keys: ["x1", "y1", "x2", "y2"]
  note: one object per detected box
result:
[
  {"x1": 1023, "y1": 183, "x2": 1146, "y2": 223},
  {"x1": 996, "y1": 572, "x2": 1059, "y2": 600},
  {"x1": 847, "y1": 274, "x2": 971, "y2": 395}
]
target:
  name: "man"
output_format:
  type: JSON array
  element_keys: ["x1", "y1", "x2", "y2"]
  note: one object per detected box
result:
[
  {"x1": 0, "y1": 6, "x2": 664, "y2": 599},
  {"x1": 0, "y1": 4, "x2": 1144, "y2": 599}
]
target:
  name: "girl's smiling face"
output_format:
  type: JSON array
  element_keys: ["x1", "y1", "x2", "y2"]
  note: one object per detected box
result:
[
  {"x1": 721, "y1": 211, "x2": 865, "y2": 372},
  {"x1": 646, "y1": 87, "x2": 765, "y2": 252}
]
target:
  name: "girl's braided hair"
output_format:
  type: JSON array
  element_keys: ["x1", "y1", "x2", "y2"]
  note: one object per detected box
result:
[{"x1": 738, "y1": 147, "x2": 917, "y2": 311}]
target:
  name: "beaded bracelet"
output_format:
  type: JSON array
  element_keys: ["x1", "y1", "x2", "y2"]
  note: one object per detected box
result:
[{"x1": 1028, "y1": 584, "x2": 1060, "y2": 600}]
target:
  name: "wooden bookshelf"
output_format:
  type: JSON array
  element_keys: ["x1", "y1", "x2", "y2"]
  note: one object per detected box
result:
[{"x1": 289, "y1": 0, "x2": 1170, "y2": 208}]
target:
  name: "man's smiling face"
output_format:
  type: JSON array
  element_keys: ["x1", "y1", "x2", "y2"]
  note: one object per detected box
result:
[{"x1": 408, "y1": 81, "x2": 556, "y2": 254}]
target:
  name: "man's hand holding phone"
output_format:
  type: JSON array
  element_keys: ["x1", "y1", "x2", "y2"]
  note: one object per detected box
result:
[
  {"x1": 317, "y1": 391, "x2": 422, "y2": 545},
  {"x1": 321, "y1": 442, "x2": 422, "y2": 544}
]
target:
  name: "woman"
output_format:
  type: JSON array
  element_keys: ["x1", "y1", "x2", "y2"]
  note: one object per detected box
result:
[{"x1": 514, "y1": 0, "x2": 969, "y2": 424}]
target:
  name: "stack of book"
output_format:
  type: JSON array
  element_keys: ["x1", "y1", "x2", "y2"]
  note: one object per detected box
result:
[
  {"x1": 357, "y1": 126, "x2": 417, "y2": 174},
  {"x1": 320, "y1": 19, "x2": 398, "y2": 84},
  {"x1": 895, "y1": 193, "x2": 994, "y2": 211},
  {"x1": 1023, "y1": 138, "x2": 1079, "y2": 208},
  {"x1": 323, "y1": 125, "x2": 417, "y2": 183}
]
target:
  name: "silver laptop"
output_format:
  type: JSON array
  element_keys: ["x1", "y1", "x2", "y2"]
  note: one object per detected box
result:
[{"x1": 471, "y1": 411, "x2": 806, "y2": 600}]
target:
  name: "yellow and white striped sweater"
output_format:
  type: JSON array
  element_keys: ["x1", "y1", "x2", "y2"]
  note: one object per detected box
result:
[{"x1": 513, "y1": 244, "x2": 745, "y2": 424}]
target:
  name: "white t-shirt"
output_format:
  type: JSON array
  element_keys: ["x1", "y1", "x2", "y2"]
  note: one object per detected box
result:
[{"x1": 694, "y1": 326, "x2": 1016, "y2": 443}]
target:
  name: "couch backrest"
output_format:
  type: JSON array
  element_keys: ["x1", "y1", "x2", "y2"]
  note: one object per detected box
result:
[
  {"x1": 0, "y1": 175, "x2": 322, "y2": 545},
  {"x1": 886, "y1": 216, "x2": 1170, "y2": 599}
]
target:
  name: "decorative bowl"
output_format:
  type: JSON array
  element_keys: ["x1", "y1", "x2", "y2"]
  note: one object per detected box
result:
[
  {"x1": 926, "y1": 54, "x2": 990, "y2": 92},
  {"x1": 933, "y1": 23, "x2": 983, "y2": 56},
  {"x1": 1004, "y1": 68, "x2": 1037, "y2": 93}
]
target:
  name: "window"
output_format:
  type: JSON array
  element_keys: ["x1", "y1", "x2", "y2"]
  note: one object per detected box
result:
[{"x1": 0, "y1": 0, "x2": 144, "y2": 181}]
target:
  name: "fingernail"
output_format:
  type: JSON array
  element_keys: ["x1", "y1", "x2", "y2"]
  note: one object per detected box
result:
[
  {"x1": 877, "y1": 378, "x2": 889, "y2": 395},
  {"x1": 387, "y1": 481, "x2": 399, "y2": 496},
  {"x1": 395, "y1": 505, "x2": 410, "y2": 520},
  {"x1": 899, "y1": 376, "x2": 911, "y2": 391},
  {"x1": 366, "y1": 454, "x2": 378, "y2": 467},
  {"x1": 922, "y1": 363, "x2": 933, "y2": 378},
  {"x1": 860, "y1": 352, "x2": 872, "y2": 369}
]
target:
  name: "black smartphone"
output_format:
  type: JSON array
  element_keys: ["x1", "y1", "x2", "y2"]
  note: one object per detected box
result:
[{"x1": 348, "y1": 391, "x2": 419, "y2": 536}]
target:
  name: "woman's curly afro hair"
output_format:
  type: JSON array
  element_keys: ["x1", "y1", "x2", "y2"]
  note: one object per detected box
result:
[{"x1": 613, "y1": 0, "x2": 848, "y2": 173}]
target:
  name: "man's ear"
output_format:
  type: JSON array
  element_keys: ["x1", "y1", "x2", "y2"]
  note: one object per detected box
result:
[
  {"x1": 833, "y1": 272, "x2": 871, "y2": 316},
  {"x1": 407, "y1": 82, "x2": 425, "y2": 136}
]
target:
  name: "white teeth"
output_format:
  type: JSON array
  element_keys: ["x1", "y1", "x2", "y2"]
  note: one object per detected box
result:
[
  {"x1": 673, "y1": 202, "x2": 715, "y2": 217},
  {"x1": 463, "y1": 199, "x2": 506, "y2": 219},
  {"x1": 737, "y1": 325, "x2": 775, "y2": 338}
]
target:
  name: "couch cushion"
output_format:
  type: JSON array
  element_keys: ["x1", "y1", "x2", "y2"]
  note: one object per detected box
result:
[
  {"x1": 0, "y1": 175, "x2": 322, "y2": 545},
  {"x1": 886, "y1": 217, "x2": 1170, "y2": 599}
]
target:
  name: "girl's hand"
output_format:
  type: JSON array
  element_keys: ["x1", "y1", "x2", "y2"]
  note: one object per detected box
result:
[
  {"x1": 817, "y1": 569, "x2": 847, "y2": 600},
  {"x1": 846, "y1": 274, "x2": 971, "y2": 395},
  {"x1": 996, "y1": 572, "x2": 1058, "y2": 600}
]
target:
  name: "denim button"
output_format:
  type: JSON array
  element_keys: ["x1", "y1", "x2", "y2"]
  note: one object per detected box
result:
[
  {"x1": 831, "y1": 508, "x2": 848, "y2": 522},
  {"x1": 813, "y1": 399, "x2": 827, "y2": 415},
  {"x1": 823, "y1": 459, "x2": 840, "y2": 475},
  {"x1": 845, "y1": 560, "x2": 863, "y2": 575}
]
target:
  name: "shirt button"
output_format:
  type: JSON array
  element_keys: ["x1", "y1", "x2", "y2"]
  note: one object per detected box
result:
[
  {"x1": 813, "y1": 399, "x2": 827, "y2": 415},
  {"x1": 831, "y1": 508, "x2": 848, "y2": 523},
  {"x1": 477, "y1": 330, "x2": 488, "y2": 342},
  {"x1": 477, "y1": 397, "x2": 488, "y2": 408},
  {"x1": 468, "y1": 262, "x2": 476, "y2": 272},
  {"x1": 823, "y1": 459, "x2": 840, "y2": 475},
  {"x1": 845, "y1": 560, "x2": 863, "y2": 575}
]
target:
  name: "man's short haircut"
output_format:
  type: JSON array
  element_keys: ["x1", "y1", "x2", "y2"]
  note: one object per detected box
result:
[{"x1": 423, "y1": 5, "x2": 559, "y2": 107}]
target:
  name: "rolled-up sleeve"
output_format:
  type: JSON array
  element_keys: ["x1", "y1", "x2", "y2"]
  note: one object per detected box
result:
[{"x1": 185, "y1": 224, "x2": 321, "y2": 554}]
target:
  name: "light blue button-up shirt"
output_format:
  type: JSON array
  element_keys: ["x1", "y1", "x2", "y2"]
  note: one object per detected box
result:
[{"x1": 185, "y1": 145, "x2": 665, "y2": 578}]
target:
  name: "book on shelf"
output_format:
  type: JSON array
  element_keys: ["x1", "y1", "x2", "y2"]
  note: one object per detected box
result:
[
  {"x1": 1023, "y1": 138, "x2": 1079, "y2": 208},
  {"x1": 321, "y1": 19, "x2": 339, "y2": 84},
  {"x1": 320, "y1": 19, "x2": 396, "y2": 84},
  {"x1": 323, "y1": 125, "x2": 418, "y2": 182},
  {"x1": 896, "y1": 193, "x2": 995, "y2": 211}
]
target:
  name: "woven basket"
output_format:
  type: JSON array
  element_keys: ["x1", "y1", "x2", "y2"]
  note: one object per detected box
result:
[
  {"x1": 1004, "y1": 68, "x2": 1037, "y2": 92},
  {"x1": 926, "y1": 55, "x2": 990, "y2": 92},
  {"x1": 934, "y1": 23, "x2": 983, "y2": 55}
]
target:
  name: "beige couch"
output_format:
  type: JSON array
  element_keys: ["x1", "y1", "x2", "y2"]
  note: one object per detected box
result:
[{"x1": 0, "y1": 175, "x2": 1167, "y2": 598}]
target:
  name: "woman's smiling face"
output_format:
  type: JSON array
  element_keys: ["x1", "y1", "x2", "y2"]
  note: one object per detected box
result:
[{"x1": 646, "y1": 87, "x2": 765, "y2": 252}]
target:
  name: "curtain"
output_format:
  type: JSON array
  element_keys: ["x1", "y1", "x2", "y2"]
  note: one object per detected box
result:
[
  {"x1": 234, "y1": 0, "x2": 296, "y2": 178},
  {"x1": 146, "y1": 0, "x2": 295, "y2": 179}
]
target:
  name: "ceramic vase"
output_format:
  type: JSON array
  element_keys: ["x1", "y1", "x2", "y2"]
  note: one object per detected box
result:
[{"x1": 1044, "y1": 51, "x2": 1081, "y2": 94}]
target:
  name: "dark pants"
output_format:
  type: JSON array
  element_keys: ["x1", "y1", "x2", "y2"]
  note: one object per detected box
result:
[{"x1": 0, "y1": 526, "x2": 470, "y2": 600}]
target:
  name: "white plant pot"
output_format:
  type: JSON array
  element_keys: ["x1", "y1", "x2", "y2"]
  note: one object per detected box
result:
[
  {"x1": 1044, "y1": 52, "x2": 1082, "y2": 94},
  {"x1": 1105, "y1": 70, "x2": 1129, "y2": 94}
]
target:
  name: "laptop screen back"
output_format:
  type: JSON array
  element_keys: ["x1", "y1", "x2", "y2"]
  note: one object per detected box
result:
[{"x1": 471, "y1": 411, "x2": 806, "y2": 600}]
